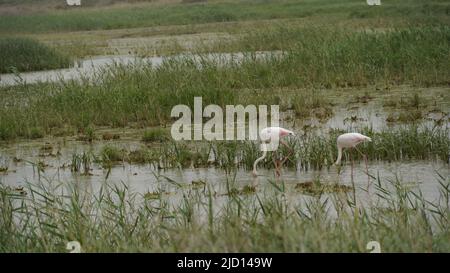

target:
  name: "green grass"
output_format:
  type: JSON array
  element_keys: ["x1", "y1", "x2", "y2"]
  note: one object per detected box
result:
[
  {"x1": 0, "y1": 0, "x2": 449, "y2": 34},
  {"x1": 291, "y1": 90, "x2": 332, "y2": 119},
  {"x1": 70, "y1": 152, "x2": 92, "y2": 175},
  {"x1": 231, "y1": 26, "x2": 450, "y2": 87},
  {"x1": 0, "y1": 0, "x2": 156, "y2": 8},
  {"x1": 100, "y1": 145, "x2": 125, "y2": 163},
  {"x1": 128, "y1": 149, "x2": 159, "y2": 164},
  {"x1": 0, "y1": 26, "x2": 449, "y2": 140},
  {"x1": 294, "y1": 126, "x2": 450, "y2": 170},
  {"x1": 142, "y1": 128, "x2": 170, "y2": 143},
  {"x1": 0, "y1": 37, "x2": 71, "y2": 73},
  {"x1": 28, "y1": 127, "x2": 45, "y2": 139},
  {"x1": 93, "y1": 125, "x2": 449, "y2": 171},
  {"x1": 0, "y1": 172, "x2": 448, "y2": 252}
]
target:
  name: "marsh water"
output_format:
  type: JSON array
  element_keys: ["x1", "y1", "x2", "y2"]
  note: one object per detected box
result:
[
  {"x1": 0, "y1": 123, "x2": 448, "y2": 206},
  {"x1": 0, "y1": 51, "x2": 283, "y2": 87}
]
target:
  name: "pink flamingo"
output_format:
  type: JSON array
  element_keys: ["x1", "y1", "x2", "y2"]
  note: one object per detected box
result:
[
  {"x1": 252, "y1": 127, "x2": 295, "y2": 177},
  {"x1": 334, "y1": 132, "x2": 372, "y2": 185}
]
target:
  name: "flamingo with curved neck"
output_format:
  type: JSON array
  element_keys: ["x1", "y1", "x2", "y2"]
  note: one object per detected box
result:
[
  {"x1": 252, "y1": 127, "x2": 295, "y2": 177},
  {"x1": 334, "y1": 132, "x2": 372, "y2": 187}
]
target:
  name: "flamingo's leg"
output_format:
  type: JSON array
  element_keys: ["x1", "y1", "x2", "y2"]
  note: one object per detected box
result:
[
  {"x1": 277, "y1": 140, "x2": 294, "y2": 176},
  {"x1": 349, "y1": 149, "x2": 357, "y2": 204},
  {"x1": 276, "y1": 162, "x2": 281, "y2": 177},
  {"x1": 272, "y1": 151, "x2": 280, "y2": 178},
  {"x1": 349, "y1": 149, "x2": 354, "y2": 183},
  {"x1": 355, "y1": 146, "x2": 370, "y2": 189}
]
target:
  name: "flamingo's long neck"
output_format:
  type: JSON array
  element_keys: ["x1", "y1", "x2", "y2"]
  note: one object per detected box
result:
[
  {"x1": 253, "y1": 150, "x2": 267, "y2": 176},
  {"x1": 335, "y1": 145, "x2": 343, "y2": 165}
]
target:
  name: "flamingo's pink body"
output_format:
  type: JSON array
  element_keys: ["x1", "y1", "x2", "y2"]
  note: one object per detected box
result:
[
  {"x1": 335, "y1": 132, "x2": 372, "y2": 165},
  {"x1": 260, "y1": 127, "x2": 294, "y2": 142},
  {"x1": 253, "y1": 127, "x2": 295, "y2": 177}
]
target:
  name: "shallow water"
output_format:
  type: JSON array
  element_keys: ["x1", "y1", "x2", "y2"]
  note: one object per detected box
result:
[
  {"x1": 0, "y1": 51, "x2": 283, "y2": 87},
  {"x1": 0, "y1": 135, "x2": 448, "y2": 205}
]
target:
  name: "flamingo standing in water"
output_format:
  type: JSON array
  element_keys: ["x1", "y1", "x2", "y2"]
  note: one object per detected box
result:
[
  {"x1": 252, "y1": 127, "x2": 295, "y2": 177},
  {"x1": 334, "y1": 132, "x2": 372, "y2": 185}
]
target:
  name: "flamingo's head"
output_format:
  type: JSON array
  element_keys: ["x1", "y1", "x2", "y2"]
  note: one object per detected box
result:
[{"x1": 280, "y1": 129, "x2": 295, "y2": 137}]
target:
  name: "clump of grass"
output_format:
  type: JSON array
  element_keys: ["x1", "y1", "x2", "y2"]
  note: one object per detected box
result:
[
  {"x1": 292, "y1": 90, "x2": 333, "y2": 120},
  {"x1": 127, "y1": 148, "x2": 158, "y2": 165},
  {"x1": 370, "y1": 125, "x2": 449, "y2": 162},
  {"x1": 295, "y1": 181, "x2": 352, "y2": 196},
  {"x1": 28, "y1": 127, "x2": 44, "y2": 139},
  {"x1": 70, "y1": 153, "x2": 82, "y2": 173},
  {"x1": 142, "y1": 128, "x2": 169, "y2": 143},
  {"x1": 411, "y1": 93, "x2": 421, "y2": 109},
  {"x1": 351, "y1": 91, "x2": 373, "y2": 104},
  {"x1": 102, "y1": 132, "x2": 120, "y2": 140},
  {"x1": 169, "y1": 142, "x2": 196, "y2": 168},
  {"x1": 100, "y1": 145, "x2": 124, "y2": 163},
  {"x1": 0, "y1": 37, "x2": 71, "y2": 73},
  {"x1": 35, "y1": 160, "x2": 47, "y2": 174},
  {"x1": 383, "y1": 93, "x2": 426, "y2": 109},
  {"x1": 212, "y1": 141, "x2": 240, "y2": 171},
  {"x1": 70, "y1": 152, "x2": 92, "y2": 175},
  {"x1": 143, "y1": 191, "x2": 161, "y2": 200},
  {"x1": 191, "y1": 180, "x2": 206, "y2": 189},
  {"x1": 84, "y1": 126, "x2": 96, "y2": 142},
  {"x1": 76, "y1": 126, "x2": 96, "y2": 142},
  {"x1": 240, "y1": 185, "x2": 257, "y2": 194},
  {"x1": 224, "y1": 185, "x2": 257, "y2": 196},
  {"x1": 0, "y1": 185, "x2": 27, "y2": 196},
  {"x1": 296, "y1": 125, "x2": 449, "y2": 170},
  {"x1": 39, "y1": 143, "x2": 53, "y2": 153},
  {"x1": 386, "y1": 110, "x2": 423, "y2": 123},
  {"x1": 382, "y1": 97, "x2": 398, "y2": 108},
  {"x1": 191, "y1": 145, "x2": 212, "y2": 168}
]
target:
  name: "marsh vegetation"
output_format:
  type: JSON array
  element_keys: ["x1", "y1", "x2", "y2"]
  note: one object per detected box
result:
[
  {"x1": 0, "y1": 37, "x2": 71, "y2": 73},
  {"x1": 0, "y1": 172, "x2": 448, "y2": 252},
  {"x1": 0, "y1": 0, "x2": 449, "y2": 252}
]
